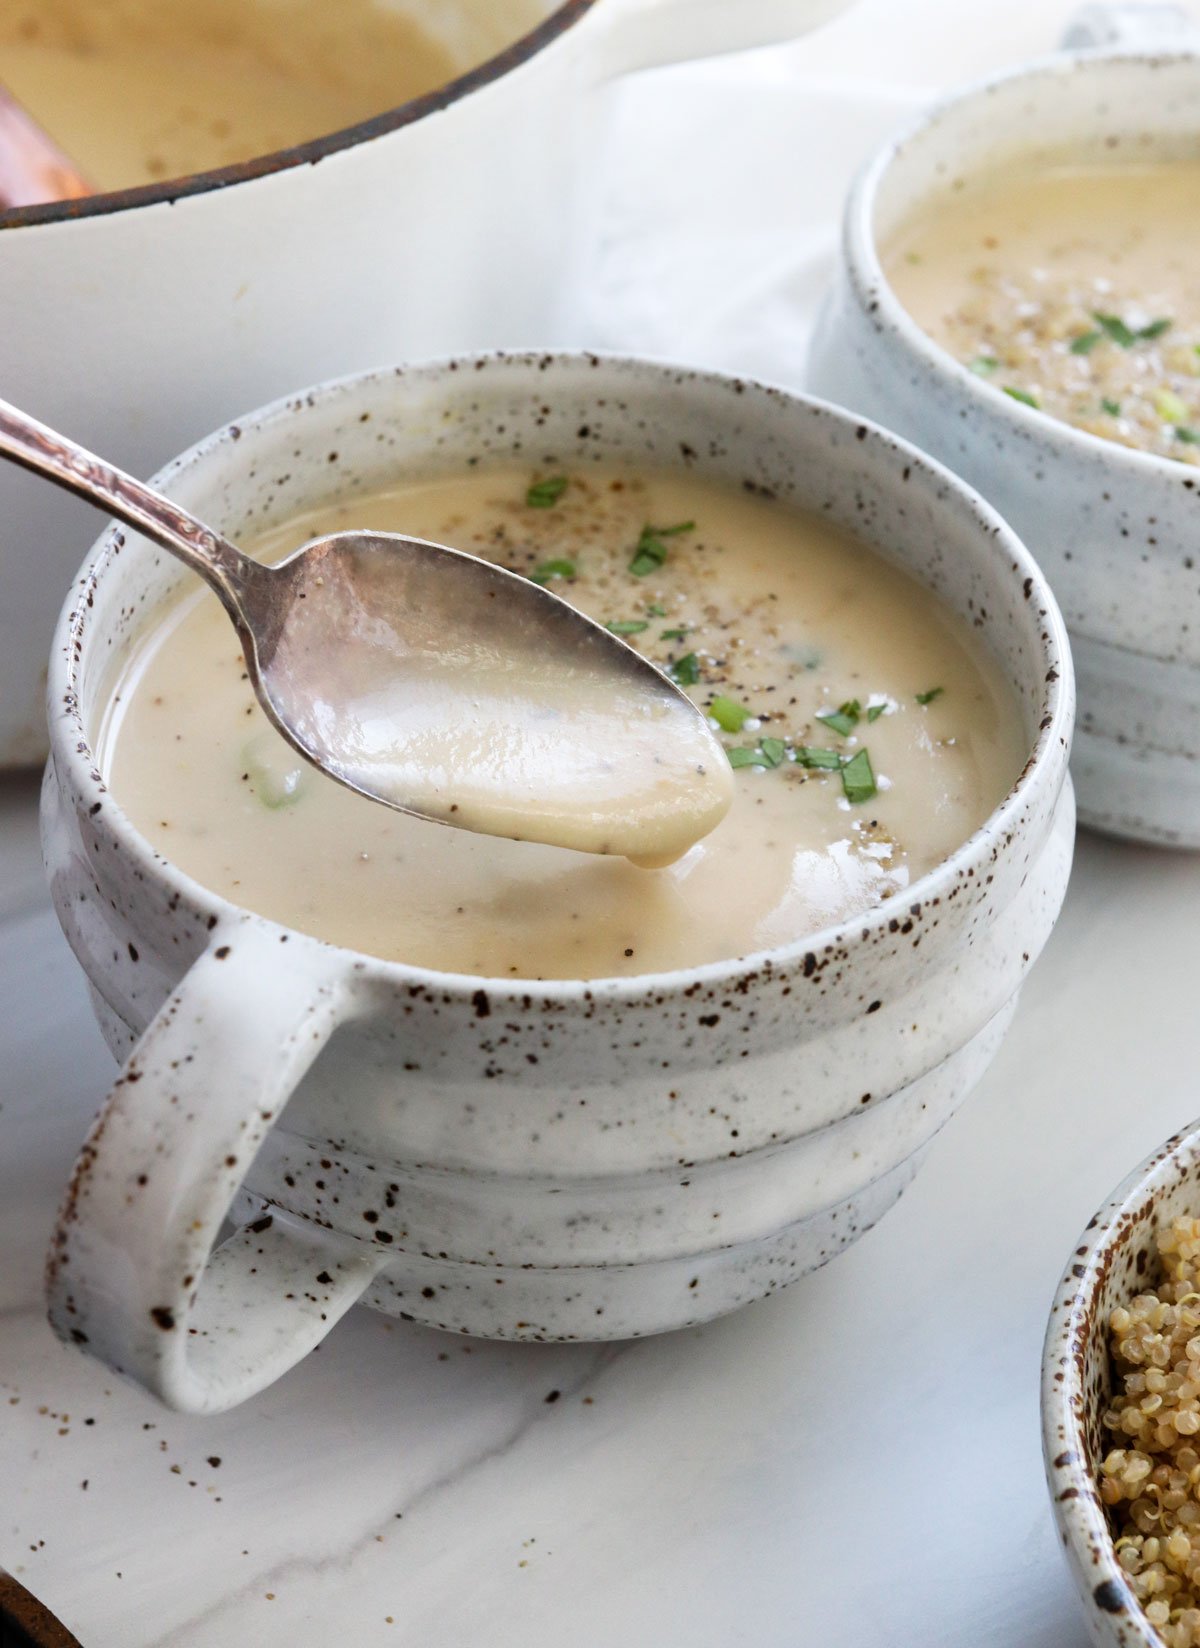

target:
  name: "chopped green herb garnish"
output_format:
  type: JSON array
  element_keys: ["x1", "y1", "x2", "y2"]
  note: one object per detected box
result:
[
  {"x1": 1101, "y1": 397, "x2": 1122, "y2": 417},
  {"x1": 969, "y1": 355, "x2": 999, "y2": 376},
  {"x1": 1176, "y1": 426, "x2": 1200, "y2": 445},
  {"x1": 1003, "y1": 386, "x2": 1039, "y2": 408},
  {"x1": 670, "y1": 652, "x2": 701, "y2": 686},
  {"x1": 793, "y1": 746, "x2": 843, "y2": 771},
  {"x1": 530, "y1": 559, "x2": 575, "y2": 584},
  {"x1": 1069, "y1": 330, "x2": 1103, "y2": 356},
  {"x1": 709, "y1": 695, "x2": 750, "y2": 733},
  {"x1": 525, "y1": 475, "x2": 568, "y2": 509},
  {"x1": 629, "y1": 520, "x2": 695, "y2": 578},
  {"x1": 606, "y1": 619, "x2": 649, "y2": 635},
  {"x1": 816, "y1": 699, "x2": 861, "y2": 738},
  {"x1": 728, "y1": 737, "x2": 785, "y2": 770},
  {"x1": 866, "y1": 702, "x2": 888, "y2": 723},
  {"x1": 646, "y1": 602, "x2": 667, "y2": 617},
  {"x1": 840, "y1": 748, "x2": 877, "y2": 805},
  {"x1": 659, "y1": 626, "x2": 689, "y2": 641},
  {"x1": 915, "y1": 686, "x2": 944, "y2": 705},
  {"x1": 1155, "y1": 387, "x2": 1190, "y2": 424},
  {"x1": 1089, "y1": 314, "x2": 1171, "y2": 349},
  {"x1": 1093, "y1": 312, "x2": 1137, "y2": 348}
]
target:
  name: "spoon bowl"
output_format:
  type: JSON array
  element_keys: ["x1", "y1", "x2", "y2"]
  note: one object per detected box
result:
[{"x1": 0, "y1": 397, "x2": 732, "y2": 861}]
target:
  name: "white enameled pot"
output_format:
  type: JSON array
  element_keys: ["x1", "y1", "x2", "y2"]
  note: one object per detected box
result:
[
  {"x1": 806, "y1": 44, "x2": 1200, "y2": 847},
  {"x1": 42, "y1": 353, "x2": 1075, "y2": 1414},
  {"x1": 0, "y1": 0, "x2": 852, "y2": 768}
]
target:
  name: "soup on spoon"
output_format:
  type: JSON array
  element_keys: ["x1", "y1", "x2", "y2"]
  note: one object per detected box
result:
[{"x1": 101, "y1": 465, "x2": 1026, "y2": 979}]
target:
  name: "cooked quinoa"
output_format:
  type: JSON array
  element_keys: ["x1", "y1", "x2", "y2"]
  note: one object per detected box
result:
[
  {"x1": 947, "y1": 272, "x2": 1200, "y2": 465},
  {"x1": 1101, "y1": 1218, "x2": 1200, "y2": 1645}
]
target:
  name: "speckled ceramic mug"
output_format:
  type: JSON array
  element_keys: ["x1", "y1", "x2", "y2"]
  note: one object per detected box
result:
[
  {"x1": 1042, "y1": 1121, "x2": 1200, "y2": 1648},
  {"x1": 42, "y1": 354, "x2": 1076, "y2": 1415},
  {"x1": 806, "y1": 45, "x2": 1200, "y2": 847}
]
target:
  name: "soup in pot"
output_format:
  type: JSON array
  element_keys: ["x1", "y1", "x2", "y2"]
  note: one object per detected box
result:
[
  {"x1": 886, "y1": 159, "x2": 1200, "y2": 465},
  {"x1": 99, "y1": 465, "x2": 1025, "y2": 980},
  {"x1": 0, "y1": 0, "x2": 484, "y2": 191}
]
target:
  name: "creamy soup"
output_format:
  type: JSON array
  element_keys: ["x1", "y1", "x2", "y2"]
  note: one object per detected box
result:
[
  {"x1": 0, "y1": 0, "x2": 459, "y2": 191},
  {"x1": 886, "y1": 160, "x2": 1200, "y2": 464},
  {"x1": 101, "y1": 467, "x2": 1025, "y2": 979}
]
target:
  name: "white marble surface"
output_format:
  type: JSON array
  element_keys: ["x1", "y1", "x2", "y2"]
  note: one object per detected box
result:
[
  {"x1": 5, "y1": 779, "x2": 1200, "y2": 1648},
  {"x1": 6, "y1": 3, "x2": 1200, "y2": 1642}
]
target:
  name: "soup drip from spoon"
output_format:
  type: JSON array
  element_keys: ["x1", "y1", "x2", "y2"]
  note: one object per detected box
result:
[{"x1": 0, "y1": 399, "x2": 732, "y2": 864}]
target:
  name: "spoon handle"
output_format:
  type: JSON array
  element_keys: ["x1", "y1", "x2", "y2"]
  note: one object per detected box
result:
[{"x1": 0, "y1": 395, "x2": 263, "y2": 612}]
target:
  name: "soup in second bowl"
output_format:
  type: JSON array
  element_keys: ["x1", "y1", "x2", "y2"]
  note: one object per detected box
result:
[
  {"x1": 886, "y1": 159, "x2": 1200, "y2": 465},
  {"x1": 99, "y1": 465, "x2": 1025, "y2": 980}
]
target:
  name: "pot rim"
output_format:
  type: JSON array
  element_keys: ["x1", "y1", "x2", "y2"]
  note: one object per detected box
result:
[
  {"x1": 842, "y1": 45, "x2": 1200, "y2": 493},
  {"x1": 1041, "y1": 1117, "x2": 1200, "y2": 1648},
  {"x1": 0, "y1": 0, "x2": 599, "y2": 231},
  {"x1": 48, "y1": 349, "x2": 1073, "y2": 1005}
]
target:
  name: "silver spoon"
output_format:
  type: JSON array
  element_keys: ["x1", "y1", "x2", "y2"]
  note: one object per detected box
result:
[{"x1": 0, "y1": 397, "x2": 733, "y2": 862}]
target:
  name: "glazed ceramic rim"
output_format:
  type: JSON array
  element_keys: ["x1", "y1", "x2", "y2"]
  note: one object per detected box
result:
[
  {"x1": 1041, "y1": 1120, "x2": 1200, "y2": 1647},
  {"x1": 843, "y1": 46, "x2": 1200, "y2": 490},
  {"x1": 0, "y1": 0, "x2": 598, "y2": 230},
  {"x1": 49, "y1": 349, "x2": 1073, "y2": 1002}
]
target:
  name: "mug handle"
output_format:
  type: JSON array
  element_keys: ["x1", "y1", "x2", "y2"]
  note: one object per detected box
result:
[
  {"x1": 591, "y1": 0, "x2": 851, "y2": 77},
  {"x1": 45, "y1": 922, "x2": 390, "y2": 1415}
]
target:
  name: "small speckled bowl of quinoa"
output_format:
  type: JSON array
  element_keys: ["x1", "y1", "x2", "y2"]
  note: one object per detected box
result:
[{"x1": 1044, "y1": 1120, "x2": 1200, "y2": 1648}]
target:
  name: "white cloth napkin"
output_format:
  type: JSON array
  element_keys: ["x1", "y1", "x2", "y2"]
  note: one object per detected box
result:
[{"x1": 582, "y1": 0, "x2": 1200, "y2": 379}]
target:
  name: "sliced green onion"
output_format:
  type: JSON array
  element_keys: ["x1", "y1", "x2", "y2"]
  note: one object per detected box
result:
[
  {"x1": 759, "y1": 737, "x2": 786, "y2": 768},
  {"x1": 1155, "y1": 387, "x2": 1190, "y2": 424},
  {"x1": 659, "y1": 626, "x2": 689, "y2": 641},
  {"x1": 646, "y1": 602, "x2": 667, "y2": 617},
  {"x1": 866, "y1": 702, "x2": 887, "y2": 723},
  {"x1": 526, "y1": 475, "x2": 568, "y2": 509},
  {"x1": 728, "y1": 746, "x2": 770, "y2": 769},
  {"x1": 840, "y1": 748, "x2": 877, "y2": 804},
  {"x1": 530, "y1": 559, "x2": 575, "y2": 585},
  {"x1": 709, "y1": 695, "x2": 750, "y2": 733},
  {"x1": 669, "y1": 652, "x2": 701, "y2": 686},
  {"x1": 1176, "y1": 427, "x2": 1200, "y2": 445},
  {"x1": 1101, "y1": 398, "x2": 1122, "y2": 416},
  {"x1": 242, "y1": 732, "x2": 306, "y2": 809},
  {"x1": 1138, "y1": 318, "x2": 1173, "y2": 341},
  {"x1": 1003, "y1": 386, "x2": 1039, "y2": 408},
  {"x1": 1069, "y1": 330, "x2": 1103, "y2": 355},
  {"x1": 606, "y1": 619, "x2": 649, "y2": 635},
  {"x1": 915, "y1": 687, "x2": 944, "y2": 705},
  {"x1": 969, "y1": 355, "x2": 999, "y2": 376}
]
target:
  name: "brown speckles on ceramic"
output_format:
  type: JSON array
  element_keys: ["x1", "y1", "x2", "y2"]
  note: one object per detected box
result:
[
  {"x1": 41, "y1": 354, "x2": 1075, "y2": 1413},
  {"x1": 807, "y1": 48, "x2": 1200, "y2": 847},
  {"x1": 1042, "y1": 1123, "x2": 1200, "y2": 1648}
]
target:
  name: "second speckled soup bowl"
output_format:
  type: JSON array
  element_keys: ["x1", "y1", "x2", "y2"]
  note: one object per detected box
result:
[
  {"x1": 41, "y1": 353, "x2": 1075, "y2": 1414},
  {"x1": 806, "y1": 48, "x2": 1200, "y2": 847}
]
